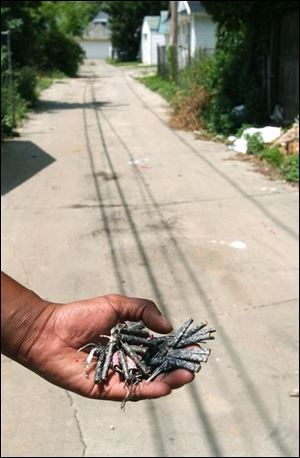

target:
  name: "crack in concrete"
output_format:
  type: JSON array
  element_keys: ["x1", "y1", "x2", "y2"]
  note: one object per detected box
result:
[
  {"x1": 65, "y1": 391, "x2": 87, "y2": 457},
  {"x1": 216, "y1": 297, "x2": 299, "y2": 321}
]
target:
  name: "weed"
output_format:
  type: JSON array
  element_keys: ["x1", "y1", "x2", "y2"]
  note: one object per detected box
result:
[{"x1": 281, "y1": 155, "x2": 299, "y2": 182}]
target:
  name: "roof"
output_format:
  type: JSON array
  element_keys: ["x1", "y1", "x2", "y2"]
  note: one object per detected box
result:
[
  {"x1": 82, "y1": 11, "x2": 111, "y2": 41},
  {"x1": 158, "y1": 11, "x2": 169, "y2": 34},
  {"x1": 187, "y1": 1, "x2": 206, "y2": 14},
  {"x1": 93, "y1": 12, "x2": 109, "y2": 23},
  {"x1": 178, "y1": 1, "x2": 208, "y2": 15},
  {"x1": 144, "y1": 16, "x2": 160, "y2": 31}
]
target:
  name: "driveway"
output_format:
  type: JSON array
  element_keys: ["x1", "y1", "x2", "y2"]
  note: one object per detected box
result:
[{"x1": 1, "y1": 59, "x2": 299, "y2": 457}]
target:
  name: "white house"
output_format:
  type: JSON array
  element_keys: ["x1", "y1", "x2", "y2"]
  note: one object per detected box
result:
[
  {"x1": 141, "y1": 12, "x2": 168, "y2": 65},
  {"x1": 170, "y1": 1, "x2": 217, "y2": 68},
  {"x1": 79, "y1": 12, "x2": 112, "y2": 59}
]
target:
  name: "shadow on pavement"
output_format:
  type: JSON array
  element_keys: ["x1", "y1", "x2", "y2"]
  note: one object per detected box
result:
[
  {"x1": 35, "y1": 100, "x2": 129, "y2": 113},
  {"x1": 1, "y1": 140, "x2": 55, "y2": 195}
]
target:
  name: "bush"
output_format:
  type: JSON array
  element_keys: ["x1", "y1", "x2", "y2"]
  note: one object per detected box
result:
[
  {"x1": 281, "y1": 154, "x2": 299, "y2": 182},
  {"x1": 40, "y1": 30, "x2": 84, "y2": 77},
  {"x1": 259, "y1": 146, "x2": 283, "y2": 167},
  {"x1": 1, "y1": 82, "x2": 27, "y2": 136},
  {"x1": 178, "y1": 49, "x2": 215, "y2": 93},
  {"x1": 16, "y1": 66, "x2": 38, "y2": 105},
  {"x1": 245, "y1": 132, "x2": 264, "y2": 154},
  {"x1": 170, "y1": 85, "x2": 211, "y2": 131}
]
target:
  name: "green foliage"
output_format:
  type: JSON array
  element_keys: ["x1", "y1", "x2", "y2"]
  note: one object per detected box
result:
[
  {"x1": 1, "y1": 49, "x2": 27, "y2": 135},
  {"x1": 137, "y1": 75, "x2": 178, "y2": 102},
  {"x1": 104, "y1": 1, "x2": 168, "y2": 61},
  {"x1": 259, "y1": 146, "x2": 283, "y2": 167},
  {"x1": 178, "y1": 50, "x2": 215, "y2": 93},
  {"x1": 1, "y1": 1, "x2": 94, "y2": 134},
  {"x1": 197, "y1": 2, "x2": 299, "y2": 135},
  {"x1": 16, "y1": 66, "x2": 38, "y2": 105},
  {"x1": 167, "y1": 46, "x2": 177, "y2": 82},
  {"x1": 245, "y1": 133, "x2": 264, "y2": 154},
  {"x1": 37, "y1": 71, "x2": 66, "y2": 94},
  {"x1": 281, "y1": 155, "x2": 299, "y2": 182}
]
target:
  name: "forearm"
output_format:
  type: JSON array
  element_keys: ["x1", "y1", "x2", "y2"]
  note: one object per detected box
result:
[{"x1": 1, "y1": 272, "x2": 51, "y2": 362}]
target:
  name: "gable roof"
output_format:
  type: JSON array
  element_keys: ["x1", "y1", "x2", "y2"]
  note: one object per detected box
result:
[
  {"x1": 82, "y1": 11, "x2": 111, "y2": 40},
  {"x1": 158, "y1": 11, "x2": 169, "y2": 34},
  {"x1": 93, "y1": 11, "x2": 109, "y2": 23},
  {"x1": 144, "y1": 16, "x2": 160, "y2": 31}
]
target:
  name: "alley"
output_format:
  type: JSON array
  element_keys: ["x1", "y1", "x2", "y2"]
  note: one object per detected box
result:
[{"x1": 1, "y1": 60, "x2": 299, "y2": 457}]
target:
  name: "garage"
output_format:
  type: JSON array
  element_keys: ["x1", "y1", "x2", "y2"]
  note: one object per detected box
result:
[
  {"x1": 78, "y1": 11, "x2": 112, "y2": 60},
  {"x1": 80, "y1": 40, "x2": 111, "y2": 59}
]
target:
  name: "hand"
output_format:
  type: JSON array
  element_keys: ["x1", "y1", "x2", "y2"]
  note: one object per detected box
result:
[{"x1": 17, "y1": 294, "x2": 194, "y2": 401}]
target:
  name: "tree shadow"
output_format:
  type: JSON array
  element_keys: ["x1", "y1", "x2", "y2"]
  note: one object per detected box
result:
[
  {"x1": 1, "y1": 140, "x2": 55, "y2": 195},
  {"x1": 35, "y1": 100, "x2": 129, "y2": 113}
]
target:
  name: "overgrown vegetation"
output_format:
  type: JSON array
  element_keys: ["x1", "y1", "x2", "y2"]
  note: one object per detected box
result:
[
  {"x1": 245, "y1": 132, "x2": 299, "y2": 183},
  {"x1": 138, "y1": 74, "x2": 178, "y2": 102},
  {"x1": 1, "y1": 1, "x2": 101, "y2": 136}
]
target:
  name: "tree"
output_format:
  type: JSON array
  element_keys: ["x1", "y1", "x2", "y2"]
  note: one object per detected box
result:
[{"x1": 104, "y1": 1, "x2": 169, "y2": 61}]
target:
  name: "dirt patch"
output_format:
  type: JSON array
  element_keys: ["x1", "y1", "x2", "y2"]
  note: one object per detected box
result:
[{"x1": 228, "y1": 153, "x2": 298, "y2": 186}]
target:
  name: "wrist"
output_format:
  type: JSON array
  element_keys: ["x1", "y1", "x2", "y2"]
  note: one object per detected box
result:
[{"x1": 1, "y1": 282, "x2": 55, "y2": 364}]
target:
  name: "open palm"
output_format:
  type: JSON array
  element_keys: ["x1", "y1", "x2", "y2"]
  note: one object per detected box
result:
[{"x1": 22, "y1": 294, "x2": 194, "y2": 401}]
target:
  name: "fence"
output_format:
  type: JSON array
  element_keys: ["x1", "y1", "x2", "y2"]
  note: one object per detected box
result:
[
  {"x1": 157, "y1": 45, "x2": 168, "y2": 79},
  {"x1": 157, "y1": 45, "x2": 190, "y2": 79}
]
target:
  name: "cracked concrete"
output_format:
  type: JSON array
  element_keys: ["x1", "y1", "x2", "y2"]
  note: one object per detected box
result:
[
  {"x1": 2, "y1": 60, "x2": 299, "y2": 457},
  {"x1": 65, "y1": 392, "x2": 87, "y2": 457}
]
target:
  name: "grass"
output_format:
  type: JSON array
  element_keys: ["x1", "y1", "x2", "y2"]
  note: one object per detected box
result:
[
  {"x1": 245, "y1": 132, "x2": 299, "y2": 183},
  {"x1": 36, "y1": 70, "x2": 66, "y2": 95},
  {"x1": 137, "y1": 74, "x2": 178, "y2": 102},
  {"x1": 106, "y1": 58, "x2": 141, "y2": 67}
]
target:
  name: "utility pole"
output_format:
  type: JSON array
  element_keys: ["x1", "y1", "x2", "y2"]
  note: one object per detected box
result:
[{"x1": 170, "y1": 1, "x2": 178, "y2": 81}]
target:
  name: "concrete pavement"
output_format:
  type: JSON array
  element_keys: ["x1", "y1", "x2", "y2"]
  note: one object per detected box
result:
[{"x1": 1, "y1": 60, "x2": 299, "y2": 457}]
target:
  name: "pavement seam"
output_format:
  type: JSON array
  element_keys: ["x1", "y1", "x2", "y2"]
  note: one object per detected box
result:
[
  {"x1": 216, "y1": 297, "x2": 299, "y2": 320},
  {"x1": 65, "y1": 391, "x2": 87, "y2": 457}
]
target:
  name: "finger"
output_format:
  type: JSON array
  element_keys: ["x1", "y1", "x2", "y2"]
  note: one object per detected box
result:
[
  {"x1": 156, "y1": 368, "x2": 195, "y2": 389},
  {"x1": 106, "y1": 294, "x2": 173, "y2": 334},
  {"x1": 92, "y1": 379, "x2": 172, "y2": 401}
]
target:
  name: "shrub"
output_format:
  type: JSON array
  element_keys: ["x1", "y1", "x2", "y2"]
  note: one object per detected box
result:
[
  {"x1": 245, "y1": 132, "x2": 264, "y2": 154},
  {"x1": 259, "y1": 146, "x2": 283, "y2": 167},
  {"x1": 16, "y1": 66, "x2": 38, "y2": 105},
  {"x1": 281, "y1": 154, "x2": 299, "y2": 182},
  {"x1": 170, "y1": 85, "x2": 211, "y2": 131},
  {"x1": 40, "y1": 30, "x2": 84, "y2": 77}
]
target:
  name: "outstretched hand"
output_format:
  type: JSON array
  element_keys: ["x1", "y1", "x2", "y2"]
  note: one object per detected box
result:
[{"x1": 17, "y1": 294, "x2": 194, "y2": 401}]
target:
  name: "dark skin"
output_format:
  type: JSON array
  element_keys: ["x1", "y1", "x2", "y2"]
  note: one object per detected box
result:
[{"x1": 1, "y1": 272, "x2": 194, "y2": 401}]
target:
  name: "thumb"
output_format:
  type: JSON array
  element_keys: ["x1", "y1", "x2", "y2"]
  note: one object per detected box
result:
[{"x1": 106, "y1": 294, "x2": 173, "y2": 334}]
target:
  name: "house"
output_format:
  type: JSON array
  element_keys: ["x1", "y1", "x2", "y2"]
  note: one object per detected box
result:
[
  {"x1": 141, "y1": 12, "x2": 168, "y2": 65},
  {"x1": 168, "y1": 1, "x2": 217, "y2": 68},
  {"x1": 78, "y1": 12, "x2": 112, "y2": 59}
]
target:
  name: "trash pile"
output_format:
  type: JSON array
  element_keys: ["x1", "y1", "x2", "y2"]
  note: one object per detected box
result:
[
  {"x1": 228, "y1": 118, "x2": 299, "y2": 156},
  {"x1": 228, "y1": 126, "x2": 282, "y2": 154},
  {"x1": 273, "y1": 120, "x2": 299, "y2": 156}
]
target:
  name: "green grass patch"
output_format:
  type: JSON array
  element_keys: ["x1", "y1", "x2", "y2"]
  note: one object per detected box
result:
[
  {"x1": 106, "y1": 58, "x2": 141, "y2": 67},
  {"x1": 137, "y1": 74, "x2": 178, "y2": 102},
  {"x1": 37, "y1": 71, "x2": 66, "y2": 95}
]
